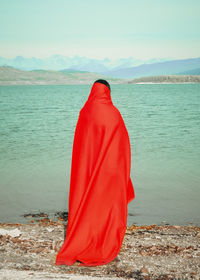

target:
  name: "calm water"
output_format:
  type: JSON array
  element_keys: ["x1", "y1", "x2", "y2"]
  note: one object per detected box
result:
[{"x1": 0, "y1": 84, "x2": 200, "y2": 226}]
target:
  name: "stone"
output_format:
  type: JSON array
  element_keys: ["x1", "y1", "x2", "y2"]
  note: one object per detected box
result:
[
  {"x1": 0, "y1": 228, "x2": 21, "y2": 237},
  {"x1": 141, "y1": 266, "x2": 149, "y2": 275}
]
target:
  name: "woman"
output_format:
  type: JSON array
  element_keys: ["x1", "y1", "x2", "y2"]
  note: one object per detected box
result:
[{"x1": 55, "y1": 79, "x2": 135, "y2": 266}]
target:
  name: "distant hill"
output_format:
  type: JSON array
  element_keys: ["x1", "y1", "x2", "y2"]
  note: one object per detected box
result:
[
  {"x1": 0, "y1": 66, "x2": 122, "y2": 85},
  {"x1": 59, "y1": 69, "x2": 89, "y2": 74},
  {"x1": 1, "y1": 66, "x2": 199, "y2": 85},
  {"x1": 105, "y1": 57, "x2": 200, "y2": 78},
  {"x1": 127, "y1": 75, "x2": 200, "y2": 84},
  {"x1": 176, "y1": 68, "x2": 200, "y2": 75}
]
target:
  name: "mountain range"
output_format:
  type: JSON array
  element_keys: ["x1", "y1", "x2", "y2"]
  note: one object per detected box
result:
[
  {"x1": 0, "y1": 55, "x2": 200, "y2": 79},
  {"x1": 105, "y1": 57, "x2": 200, "y2": 78},
  {"x1": 0, "y1": 55, "x2": 170, "y2": 73}
]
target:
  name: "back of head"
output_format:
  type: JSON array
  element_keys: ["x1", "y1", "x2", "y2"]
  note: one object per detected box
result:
[
  {"x1": 85, "y1": 79, "x2": 112, "y2": 105},
  {"x1": 94, "y1": 79, "x2": 111, "y2": 91}
]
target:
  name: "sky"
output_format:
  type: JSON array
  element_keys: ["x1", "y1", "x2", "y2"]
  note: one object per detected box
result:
[{"x1": 0, "y1": 0, "x2": 200, "y2": 60}]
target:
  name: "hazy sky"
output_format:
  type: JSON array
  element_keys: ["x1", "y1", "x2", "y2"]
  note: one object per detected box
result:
[{"x1": 0, "y1": 0, "x2": 200, "y2": 59}]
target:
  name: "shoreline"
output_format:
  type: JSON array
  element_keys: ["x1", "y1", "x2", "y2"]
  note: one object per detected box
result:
[
  {"x1": 0, "y1": 220, "x2": 199, "y2": 280},
  {"x1": 1, "y1": 210, "x2": 199, "y2": 228}
]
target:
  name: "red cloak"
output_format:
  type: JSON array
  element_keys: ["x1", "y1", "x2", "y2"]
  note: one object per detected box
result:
[{"x1": 55, "y1": 82, "x2": 135, "y2": 266}]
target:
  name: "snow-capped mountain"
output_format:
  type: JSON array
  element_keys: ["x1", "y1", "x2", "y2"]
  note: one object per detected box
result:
[{"x1": 0, "y1": 55, "x2": 170, "y2": 73}]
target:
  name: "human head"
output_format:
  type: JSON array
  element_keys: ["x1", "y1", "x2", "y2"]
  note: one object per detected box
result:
[{"x1": 94, "y1": 79, "x2": 111, "y2": 91}]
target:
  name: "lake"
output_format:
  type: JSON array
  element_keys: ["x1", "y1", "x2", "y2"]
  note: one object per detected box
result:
[{"x1": 0, "y1": 84, "x2": 199, "y2": 226}]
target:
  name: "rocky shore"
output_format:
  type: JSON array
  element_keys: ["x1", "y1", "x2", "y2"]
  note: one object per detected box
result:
[{"x1": 0, "y1": 216, "x2": 199, "y2": 280}]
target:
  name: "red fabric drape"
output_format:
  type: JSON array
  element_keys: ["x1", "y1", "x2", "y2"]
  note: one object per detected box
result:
[{"x1": 55, "y1": 82, "x2": 135, "y2": 266}]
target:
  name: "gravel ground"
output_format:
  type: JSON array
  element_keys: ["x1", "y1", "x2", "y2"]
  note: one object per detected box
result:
[{"x1": 0, "y1": 220, "x2": 199, "y2": 280}]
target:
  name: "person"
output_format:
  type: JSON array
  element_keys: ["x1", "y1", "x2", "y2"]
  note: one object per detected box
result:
[{"x1": 55, "y1": 79, "x2": 135, "y2": 266}]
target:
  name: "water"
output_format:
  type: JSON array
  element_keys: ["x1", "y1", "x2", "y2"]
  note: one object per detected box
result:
[{"x1": 0, "y1": 84, "x2": 200, "y2": 226}]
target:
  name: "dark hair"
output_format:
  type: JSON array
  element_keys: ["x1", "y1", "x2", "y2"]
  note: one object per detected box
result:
[{"x1": 94, "y1": 79, "x2": 110, "y2": 90}]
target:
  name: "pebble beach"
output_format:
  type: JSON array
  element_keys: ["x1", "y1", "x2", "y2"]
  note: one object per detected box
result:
[{"x1": 0, "y1": 216, "x2": 199, "y2": 280}]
